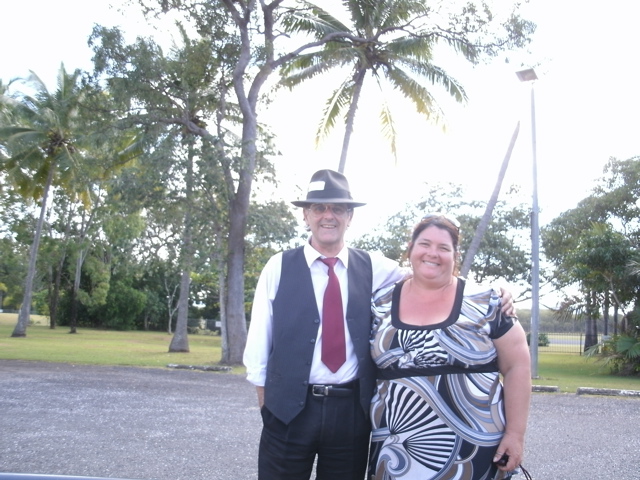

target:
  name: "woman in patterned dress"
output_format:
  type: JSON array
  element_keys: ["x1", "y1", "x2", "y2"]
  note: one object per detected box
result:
[{"x1": 369, "y1": 214, "x2": 531, "y2": 480}]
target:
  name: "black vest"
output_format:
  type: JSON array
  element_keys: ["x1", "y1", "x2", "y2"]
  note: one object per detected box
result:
[{"x1": 264, "y1": 246, "x2": 374, "y2": 424}]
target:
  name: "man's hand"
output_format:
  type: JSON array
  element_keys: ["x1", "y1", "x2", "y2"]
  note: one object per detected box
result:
[
  {"x1": 256, "y1": 386, "x2": 265, "y2": 408},
  {"x1": 500, "y1": 287, "x2": 517, "y2": 317}
]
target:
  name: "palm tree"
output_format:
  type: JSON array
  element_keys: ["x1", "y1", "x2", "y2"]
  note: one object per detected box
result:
[
  {"x1": 282, "y1": 0, "x2": 469, "y2": 173},
  {"x1": 0, "y1": 65, "x2": 89, "y2": 337}
]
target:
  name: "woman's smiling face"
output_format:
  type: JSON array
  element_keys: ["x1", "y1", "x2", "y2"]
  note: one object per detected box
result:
[{"x1": 409, "y1": 225, "x2": 456, "y2": 283}]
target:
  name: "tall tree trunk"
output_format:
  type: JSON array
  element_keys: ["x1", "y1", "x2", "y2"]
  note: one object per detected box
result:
[
  {"x1": 169, "y1": 269, "x2": 191, "y2": 352},
  {"x1": 166, "y1": 292, "x2": 173, "y2": 334},
  {"x1": 460, "y1": 122, "x2": 520, "y2": 278},
  {"x1": 49, "y1": 256, "x2": 66, "y2": 329},
  {"x1": 165, "y1": 278, "x2": 178, "y2": 334},
  {"x1": 338, "y1": 68, "x2": 366, "y2": 174},
  {"x1": 222, "y1": 154, "x2": 252, "y2": 364},
  {"x1": 46, "y1": 264, "x2": 54, "y2": 328},
  {"x1": 69, "y1": 249, "x2": 85, "y2": 334},
  {"x1": 169, "y1": 139, "x2": 196, "y2": 353},
  {"x1": 213, "y1": 241, "x2": 228, "y2": 357},
  {"x1": 219, "y1": 0, "x2": 270, "y2": 365},
  {"x1": 12, "y1": 164, "x2": 55, "y2": 337},
  {"x1": 50, "y1": 205, "x2": 73, "y2": 329},
  {"x1": 219, "y1": 100, "x2": 259, "y2": 365},
  {"x1": 584, "y1": 290, "x2": 599, "y2": 351},
  {"x1": 603, "y1": 293, "x2": 610, "y2": 336}
]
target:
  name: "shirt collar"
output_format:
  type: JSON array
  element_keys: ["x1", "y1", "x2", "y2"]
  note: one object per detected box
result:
[{"x1": 303, "y1": 241, "x2": 349, "y2": 268}]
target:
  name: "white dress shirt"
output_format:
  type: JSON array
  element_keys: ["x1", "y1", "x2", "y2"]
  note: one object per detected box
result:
[{"x1": 243, "y1": 242, "x2": 405, "y2": 387}]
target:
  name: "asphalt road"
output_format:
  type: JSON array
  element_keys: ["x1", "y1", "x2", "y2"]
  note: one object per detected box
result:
[{"x1": 1, "y1": 360, "x2": 639, "y2": 480}]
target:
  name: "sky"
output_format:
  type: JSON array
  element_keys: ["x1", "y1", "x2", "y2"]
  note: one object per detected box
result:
[{"x1": 1, "y1": 0, "x2": 640, "y2": 243}]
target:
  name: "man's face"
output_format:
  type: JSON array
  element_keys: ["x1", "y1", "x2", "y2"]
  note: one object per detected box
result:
[{"x1": 303, "y1": 203, "x2": 354, "y2": 256}]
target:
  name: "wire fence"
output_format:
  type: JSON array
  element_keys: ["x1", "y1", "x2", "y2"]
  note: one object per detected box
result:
[{"x1": 529, "y1": 332, "x2": 607, "y2": 355}]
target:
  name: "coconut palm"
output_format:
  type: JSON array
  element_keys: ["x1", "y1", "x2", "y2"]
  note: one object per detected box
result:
[
  {"x1": 282, "y1": 0, "x2": 469, "y2": 173},
  {"x1": 0, "y1": 65, "x2": 92, "y2": 337}
]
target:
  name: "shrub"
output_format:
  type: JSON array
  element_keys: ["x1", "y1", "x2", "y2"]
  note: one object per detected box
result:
[
  {"x1": 527, "y1": 332, "x2": 550, "y2": 347},
  {"x1": 102, "y1": 281, "x2": 147, "y2": 330},
  {"x1": 585, "y1": 334, "x2": 640, "y2": 376}
]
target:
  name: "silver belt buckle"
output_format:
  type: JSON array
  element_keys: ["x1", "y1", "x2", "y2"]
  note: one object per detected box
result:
[{"x1": 312, "y1": 385, "x2": 329, "y2": 396}]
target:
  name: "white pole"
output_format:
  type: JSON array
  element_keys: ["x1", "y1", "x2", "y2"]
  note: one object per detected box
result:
[{"x1": 530, "y1": 82, "x2": 540, "y2": 379}]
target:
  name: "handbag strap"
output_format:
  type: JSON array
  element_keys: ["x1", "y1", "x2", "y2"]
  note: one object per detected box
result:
[{"x1": 518, "y1": 464, "x2": 533, "y2": 480}]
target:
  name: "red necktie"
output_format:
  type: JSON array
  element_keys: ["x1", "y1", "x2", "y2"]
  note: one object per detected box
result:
[{"x1": 320, "y1": 257, "x2": 346, "y2": 373}]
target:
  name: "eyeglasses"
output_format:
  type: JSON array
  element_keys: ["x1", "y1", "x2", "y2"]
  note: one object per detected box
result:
[
  {"x1": 307, "y1": 204, "x2": 352, "y2": 217},
  {"x1": 421, "y1": 213, "x2": 460, "y2": 229}
]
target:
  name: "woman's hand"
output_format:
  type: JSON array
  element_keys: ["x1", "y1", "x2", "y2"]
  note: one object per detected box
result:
[{"x1": 492, "y1": 431, "x2": 525, "y2": 471}]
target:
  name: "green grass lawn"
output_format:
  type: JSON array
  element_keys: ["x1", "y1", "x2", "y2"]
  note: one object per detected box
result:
[
  {"x1": 0, "y1": 314, "x2": 242, "y2": 374},
  {"x1": 2, "y1": 314, "x2": 640, "y2": 392},
  {"x1": 533, "y1": 352, "x2": 640, "y2": 393}
]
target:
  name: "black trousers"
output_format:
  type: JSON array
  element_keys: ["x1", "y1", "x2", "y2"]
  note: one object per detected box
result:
[{"x1": 258, "y1": 385, "x2": 370, "y2": 480}]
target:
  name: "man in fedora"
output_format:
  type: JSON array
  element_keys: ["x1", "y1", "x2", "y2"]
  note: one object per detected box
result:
[{"x1": 243, "y1": 169, "x2": 514, "y2": 479}]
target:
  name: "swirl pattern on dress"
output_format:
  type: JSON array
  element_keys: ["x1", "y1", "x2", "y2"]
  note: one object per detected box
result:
[{"x1": 369, "y1": 279, "x2": 515, "y2": 480}]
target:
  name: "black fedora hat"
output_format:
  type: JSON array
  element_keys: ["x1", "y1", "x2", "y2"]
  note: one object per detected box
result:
[{"x1": 291, "y1": 169, "x2": 366, "y2": 208}]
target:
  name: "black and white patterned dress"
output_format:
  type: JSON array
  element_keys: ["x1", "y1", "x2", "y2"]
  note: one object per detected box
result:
[{"x1": 369, "y1": 279, "x2": 517, "y2": 480}]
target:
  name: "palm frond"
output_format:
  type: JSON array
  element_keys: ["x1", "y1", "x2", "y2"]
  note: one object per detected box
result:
[
  {"x1": 280, "y1": 50, "x2": 354, "y2": 88},
  {"x1": 24, "y1": 70, "x2": 50, "y2": 97},
  {"x1": 399, "y1": 59, "x2": 467, "y2": 103},
  {"x1": 384, "y1": 67, "x2": 444, "y2": 123},
  {"x1": 617, "y1": 335, "x2": 640, "y2": 359},
  {"x1": 0, "y1": 126, "x2": 41, "y2": 140},
  {"x1": 385, "y1": 35, "x2": 435, "y2": 62},
  {"x1": 365, "y1": 0, "x2": 429, "y2": 31},
  {"x1": 434, "y1": 35, "x2": 480, "y2": 64},
  {"x1": 283, "y1": 1, "x2": 350, "y2": 39},
  {"x1": 378, "y1": 99, "x2": 398, "y2": 163},
  {"x1": 315, "y1": 81, "x2": 353, "y2": 147}
]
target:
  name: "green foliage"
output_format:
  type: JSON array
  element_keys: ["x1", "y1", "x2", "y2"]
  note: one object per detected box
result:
[
  {"x1": 566, "y1": 223, "x2": 636, "y2": 295},
  {"x1": 626, "y1": 304, "x2": 640, "y2": 331},
  {"x1": 140, "y1": 288, "x2": 167, "y2": 331},
  {"x1": 102, "y1": 280, "x2": 148, "y2": 331},
  {"x1": 1, "y1": 63, "x2": 144, "y2": 337},
  {"x1": 351, "y1": 182, "x2": 531, "y2": 286},
  {"x1": 352, "y1": 182, "x2": 466, "y2": 261},
  {"x1": 77, "y1": 253, "x2": 111, "y2": 309},
  {"x1": 0, "y1": 66, "x2": 96, "y2": 336},
  {"x1": 31, "y1": 289, "x2": 50, "y2": 317},
  {"x1": 527, "y1": 332, "x2": 550, "y2": 347},
  {"x1": 542, "y1": 156, "x2": 640, "y2": 353},
  {"x1": 0, "y1": 235, "x2": 27, "y2": 310},
  {"x1": 592, "y1": 156, "x2": 640, "y2": 237},
  {"x1": 585, "y1": 334, "x2": 640, "y2": 376}
]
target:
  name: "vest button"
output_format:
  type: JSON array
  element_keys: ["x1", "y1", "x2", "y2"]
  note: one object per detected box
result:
[
  {"x1": 302, "y1": 380, "x2": 308, "y2": 386},
  {"x1": 310, "y1": 338, "x2": 315, "y2": 343},
  {"x1": 314, "y1": 318, "x2": 320, "y2": 324}
]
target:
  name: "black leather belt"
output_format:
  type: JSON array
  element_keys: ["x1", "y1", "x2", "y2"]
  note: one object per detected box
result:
[{"x1": 309, "y1": 380, "x2": 357, "y2": 397}]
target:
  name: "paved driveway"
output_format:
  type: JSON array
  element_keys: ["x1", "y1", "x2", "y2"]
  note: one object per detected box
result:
[{"x1": 1, "y1": 360, "x2": 639, "y2": 480}]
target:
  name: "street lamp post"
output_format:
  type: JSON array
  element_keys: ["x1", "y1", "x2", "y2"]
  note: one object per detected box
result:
[{"x1": 516, "y1": 68, "x2": 540, "y2": 379}]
